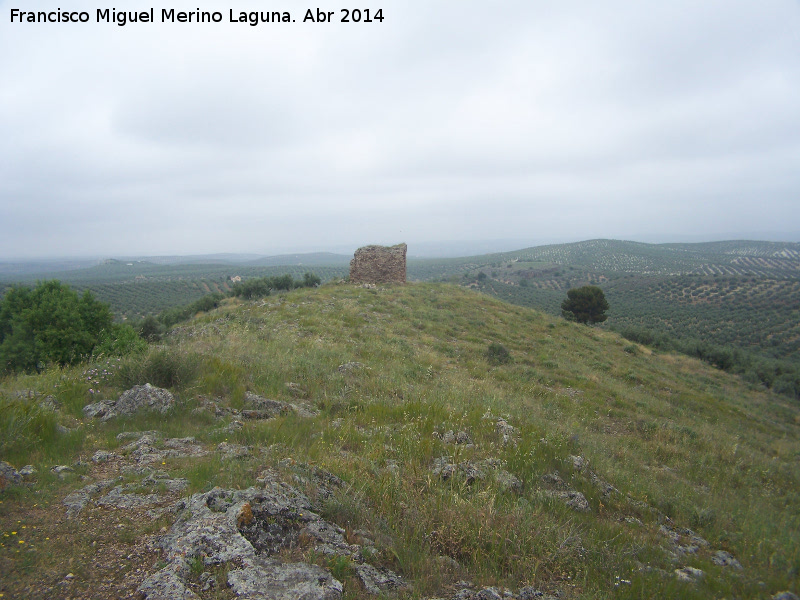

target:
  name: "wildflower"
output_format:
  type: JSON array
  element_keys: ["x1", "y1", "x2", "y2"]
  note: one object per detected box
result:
[{"x1": 19, "y1": 540, "x2": 25, "y2": 544}]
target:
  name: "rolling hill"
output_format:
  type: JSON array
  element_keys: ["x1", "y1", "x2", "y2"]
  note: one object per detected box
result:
[{"x1": 1, "y1": 283, "x2": 798, "y2": 599}]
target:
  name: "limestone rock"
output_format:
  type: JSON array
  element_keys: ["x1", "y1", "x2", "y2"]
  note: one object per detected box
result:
[
  {"x1": 518, "y1": 588, "x2": 547, "y2": 599},
  {"x1": 137, "y1": 566, "x2": 199, "y2": 600},
  {"x1": 84, "y1": 384, "x2": 175, "y2": 421},
  {"x1": 431, "y1": 458, "x2": 484, "y2": 483},
  {"x1": 0, "y1": 461, "x2": 22, "y2": 490},
  {"x1": 355, "y1": 563, "x2": 408, "y2": 595},
  {"x1": 19, "y1": 465, "x2": 36, "y2": 480},
  {"x1": 711, "y1": 550, "x2": 742, "y2": 569},
  {"x1": 218, "y1": 442, "x2": 251, "y2": 459},
  {"x1": 493, "y1": 469, "x2": 523, "y2": 494},
  {"x1": 455, "y1": 431, "x2": 473, "y2": 445},
  {"x1": 569, "y1": 455, "x2": 587, "y2": 471},
  {"x1": 91, "y1": 450, "x2": 115, "y2": 464},
  {"x1": 62, "y1": 478, "x2": 120, "y2": 518},
  {"x1": 551, "y1": 490, "x2": 590, "y2": 512},
  {"x1": 349, "y1": 243, "x2": 407, "y2": 285},
  {"x1": 139, "y1": 484, "x2": 345, "y2": 600},
  {"x1": 242, "y1": 392, "x2": 289, "y2": 419},
  {"x1": 495, "y1": 418, "x2": 519, "y2": 447},
  {"x1": 227, "y1": 559, "x2": 343, "y2": 599},
  {"x1": 675, "y1": 566, "x2": 704, "y2": 582},
  {"x1": 96, "y1": 485, "x2": 162, "y2": 510},
  {"x1": 116, "y1": 383, "x2": 175, "y2": 416}
]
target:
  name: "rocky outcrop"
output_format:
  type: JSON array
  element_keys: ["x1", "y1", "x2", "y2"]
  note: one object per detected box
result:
[
  {"x1": 349, "y1": 243, "x2": 407, "y2": 284},
  {"x1": 83, "y1": 384, "x2": 175, "y2": 421},
  {"x1": 138, "y1": 470, "x2": 405, "y2": 600}
]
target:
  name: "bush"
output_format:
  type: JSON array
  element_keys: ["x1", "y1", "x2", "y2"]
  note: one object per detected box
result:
[
  {"x1": 303, "y1": 272, "x2": 322, "y2": 287},
  {"x1": 0, "y1": 281, "x2": 112, "y2": 374},
  {"x1": 138, "y1": 315, "x2": 165, "y2": 342},
  {"x1": 486, "y1": 342, "x2": 511, "y2": 365}
]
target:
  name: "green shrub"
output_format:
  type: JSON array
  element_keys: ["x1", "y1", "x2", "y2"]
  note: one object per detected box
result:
[
  {"x1": 0, "y1": 281, "x2": 112, "y2": 374},
  {"x1": 138, "y1": 315, "x2": 165, "y2": 342},
  {"x1": 93, "y1": 324, "x2": 147, "y2": 358},
  {"x1": 486, "y1": 342, "x2": 511, "y2": 365},
  {"x1": 303, "y1": 272, "x2": 322, "y2": 287}
]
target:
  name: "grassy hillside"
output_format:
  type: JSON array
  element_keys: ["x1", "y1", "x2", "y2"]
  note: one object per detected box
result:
[{"x1": 1, "y1": 283, "x2": 798, "y2": 598}]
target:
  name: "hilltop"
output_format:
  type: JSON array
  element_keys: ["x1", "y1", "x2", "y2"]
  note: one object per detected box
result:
[
  {"x1": 1, "y1": 283, "x2": 798, "y2": 599},
  {"x1": 2, "y1": 240, "x2": 798, "y2": 364}
]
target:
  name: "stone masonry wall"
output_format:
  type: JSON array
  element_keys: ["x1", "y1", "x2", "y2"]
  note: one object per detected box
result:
[{"x1": 349, "y1": 243, "x2": 407, "y2": 284}]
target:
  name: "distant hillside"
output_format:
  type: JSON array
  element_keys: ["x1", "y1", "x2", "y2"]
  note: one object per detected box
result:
[
  {"x1": 0, "y1": 260, "x2": 350, "y2": 321},
  {"x1": 0, "y1": 258, "x2": 102, "y2": 276},
  {"x1": 246, "y1": 252, "x2": 351, "y2": 267}
]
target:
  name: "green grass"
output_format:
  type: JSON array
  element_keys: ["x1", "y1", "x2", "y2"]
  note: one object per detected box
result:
[{"x1": 1, "y1": 282, "x2": 799, "y2": 598}]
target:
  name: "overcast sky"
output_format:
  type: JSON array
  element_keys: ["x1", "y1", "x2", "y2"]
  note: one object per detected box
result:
[{"x1": 1, "y1": 0, "x2": 798, "y2": 258}]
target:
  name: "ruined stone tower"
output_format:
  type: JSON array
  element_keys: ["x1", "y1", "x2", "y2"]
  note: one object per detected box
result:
[{"x1": 349, "y1": 243, "x2": 407, "y2": 284}]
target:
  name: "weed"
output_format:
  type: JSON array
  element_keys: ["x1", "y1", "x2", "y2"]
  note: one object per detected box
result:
[{"x1": 115, "y1": 348, "x2": 200, "y2": 391}]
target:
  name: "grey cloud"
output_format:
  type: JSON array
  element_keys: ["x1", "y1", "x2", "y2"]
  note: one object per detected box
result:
[{"x1": 1, "y1": 0, "x2": 799, "y2": 258}]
